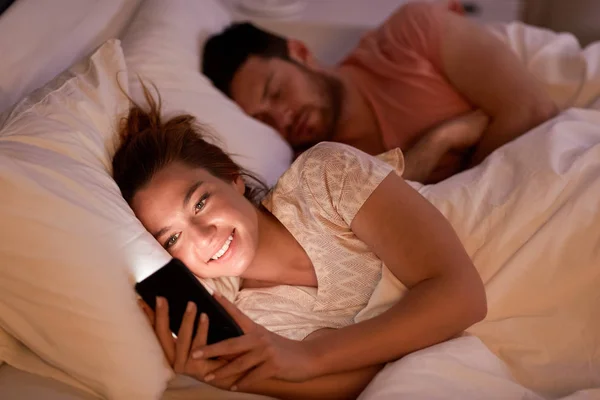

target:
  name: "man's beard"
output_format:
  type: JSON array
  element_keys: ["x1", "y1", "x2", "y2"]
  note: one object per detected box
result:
[{"x1": 292, "y1": 64, "x2": 344, "y2": 153}]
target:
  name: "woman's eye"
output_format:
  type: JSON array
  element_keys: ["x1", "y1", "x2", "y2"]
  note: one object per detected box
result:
[
  {"x1": 165, "y1": 233, "x2": 180, "y2": 249},
  {"x1": 195, "y1": 194, "x2": 209, "y2": 213}
]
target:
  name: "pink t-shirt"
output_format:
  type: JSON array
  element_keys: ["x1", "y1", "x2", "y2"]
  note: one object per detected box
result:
[{"x1": 340, "y1": 2, "x2": 473, "y2": 150}]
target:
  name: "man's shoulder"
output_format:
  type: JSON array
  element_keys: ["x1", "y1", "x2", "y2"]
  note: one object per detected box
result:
[
  {"x1": 340, "y1": 2, "x2": 442, "y2": 60},
  {"x1": 381, "y1": 2, "x2": 444, "y2": 43}
]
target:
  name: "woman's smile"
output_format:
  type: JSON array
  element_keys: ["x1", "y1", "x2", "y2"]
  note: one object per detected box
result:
[{"x1": 207, "y1": 229, "x2": 236, "y2": 265}]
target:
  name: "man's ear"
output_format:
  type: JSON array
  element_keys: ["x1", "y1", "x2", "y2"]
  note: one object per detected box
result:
[
  {"x1": 446, "y1": 0, "x2": 466, "y2": 15},
  {"x1": 287, "y1": 39, "x2": 317, "y2": 67},
  {"x1": 234, "y1": 175, "x2": 246, "y2": 195}
]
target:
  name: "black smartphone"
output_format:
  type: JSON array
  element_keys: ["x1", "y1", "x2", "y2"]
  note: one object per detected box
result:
[{"x1": 135, "y1": 258, "x2": 243, "y2": 345}]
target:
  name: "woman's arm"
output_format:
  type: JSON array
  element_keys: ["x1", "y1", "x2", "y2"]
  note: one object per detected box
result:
[
  {"x1": 242, "y1": 366, "x2": 383, "y2": 400},
  {"x1": 238, "y1": 329, "x2": 384, "y2": 400},
  {"x1": 303, "y1": 171, "x2": 486, "y2": 376},
  {"x1": 438, "y1": 7, "x2": 558, "y2": 165}
]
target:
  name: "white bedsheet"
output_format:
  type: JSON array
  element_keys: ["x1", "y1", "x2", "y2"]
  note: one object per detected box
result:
[
  {"x1": 490, "y1": 21, "x2": 600, "y2": 111},
  {"x1": 359, "y1": 336, "x2": 600, "y2": 400},
  {"x1": 359, "y1": 336, "x2": 545, "y2": 400}
]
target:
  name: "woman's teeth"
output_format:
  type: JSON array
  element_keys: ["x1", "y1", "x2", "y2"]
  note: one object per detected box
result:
[{"x1": 211, "y1": 234, "x2": 233, "y2": 261}]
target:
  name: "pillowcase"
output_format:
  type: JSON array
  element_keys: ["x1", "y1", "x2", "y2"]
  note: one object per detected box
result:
[
  {"x1": 120, "y1": 0, "x2": 293, "y2": 190},
  {"x1": 0, "y1": 40, "x2": 173, "y2": 399},
  {"x1": 0, "y1": 0, "x2": 142, "y2": 113}
]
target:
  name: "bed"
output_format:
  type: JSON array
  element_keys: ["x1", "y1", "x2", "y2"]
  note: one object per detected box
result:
[{"x1": 0, "y1": 1, "x2": 599, "y2": 399}]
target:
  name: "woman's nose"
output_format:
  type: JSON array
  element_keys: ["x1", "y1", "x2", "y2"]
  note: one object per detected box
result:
[{"x1": 188, "y1": 223, "x2": 216, "y2": 252}]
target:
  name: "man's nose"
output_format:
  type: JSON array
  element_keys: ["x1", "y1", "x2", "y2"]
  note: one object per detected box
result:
[{"x1": 272, "y1": 107, "x2": 293, "y2": 134}]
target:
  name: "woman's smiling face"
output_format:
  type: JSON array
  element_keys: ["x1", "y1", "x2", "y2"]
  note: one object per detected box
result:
[{"x1": 131, "y1": 161, "x2": 259, "y2": 279}]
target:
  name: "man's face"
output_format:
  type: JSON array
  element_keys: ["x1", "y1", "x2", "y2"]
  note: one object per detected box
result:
[{"x1": 230, "y1": 56, "x2": 343, "y2": 151}]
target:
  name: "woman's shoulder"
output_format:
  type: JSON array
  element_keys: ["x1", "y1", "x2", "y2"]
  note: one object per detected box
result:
[
  {"x1": 296, "y1": 142, "x2": 405, "y2": 179},
  {"x1": 298, "y1": 141, "x2": 354, "y2": 160},
  {"x1": 262, "y1": 143, "x2": 365, "y2": 210},
  {"x1": 262, "y1": 143, "x2": 343, "y2": 203},
  {"x1": 264, "y1": 142, "x2": 400, "y2": 225},
  {"x1": 293, "y1": 142, "x2": 373, "y2": 173},
  {"x1": 269, "y1": 142, "x2": 403, "y2": 194}
]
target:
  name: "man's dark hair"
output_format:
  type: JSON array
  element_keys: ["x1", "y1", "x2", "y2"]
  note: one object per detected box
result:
[{"x1": 202, "y1": 22, "x2": 290, "y2": 98}]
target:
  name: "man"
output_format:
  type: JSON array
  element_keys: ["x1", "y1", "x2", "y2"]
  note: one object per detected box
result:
[{"x1": 203, "y1": 2, "x2": 557, "y2": 183}]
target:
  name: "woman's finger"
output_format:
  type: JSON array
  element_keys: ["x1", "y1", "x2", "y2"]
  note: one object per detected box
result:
[
  {"x1": 138, "y1": 299, "x2": 156, "y2": 327},
  {"x1": 191, "y1": 312, "x2": 209, "y2": 350},
  {"x1": 206, "y1": 349, "x2": 266, "y2": 382},
  {"x1": 174, "y1": 301, "x2": 196, "y2": 373},
  {"x1": 155, "y1": 296, "x2": 176, "y2": 364},
  {"x1": 213, "y1": 292, "x2": 255, "y2": 333},
  {"x1": 192, "y1": 333, "x2": 258, "y2": 360}
]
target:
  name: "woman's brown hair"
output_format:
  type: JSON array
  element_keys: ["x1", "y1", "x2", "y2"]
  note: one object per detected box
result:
[{"x1": 112, "y1": 83, "x2": 267, "y2": 205}]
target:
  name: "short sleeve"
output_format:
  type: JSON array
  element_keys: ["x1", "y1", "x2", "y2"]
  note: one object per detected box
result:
[
  {"x1": 378, "y1": 2, "x2": 445, "y2": 71},
  {"x1": 297, "y1": 142, "x2": 395, "y2": 226}
]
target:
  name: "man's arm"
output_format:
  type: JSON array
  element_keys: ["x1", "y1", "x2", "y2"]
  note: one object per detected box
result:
[
  {"x1": 439, "y1": 7, "x2": 558, "y2": 165},
  {"x1": 402, "y1": 110, "x2": 489, "y2": 183},
  {"x1": 402, "y1": 126, "x2": 453, "y2": 183}
]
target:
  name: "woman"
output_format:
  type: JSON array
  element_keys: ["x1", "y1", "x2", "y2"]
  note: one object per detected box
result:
[{"x1": 112, "y1": 85, "x2": 486, "y2": 399}]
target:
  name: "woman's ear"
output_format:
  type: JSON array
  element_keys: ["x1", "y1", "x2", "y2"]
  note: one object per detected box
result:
[
  {"x1": 287, "y1": 39, "x2": 317, "y2": 68},
  {"x1": 233, "y1": 175, "x2": 246, "y2": 195}
]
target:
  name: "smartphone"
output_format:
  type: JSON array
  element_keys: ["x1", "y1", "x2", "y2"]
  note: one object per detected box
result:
[{"x1": 135, "y1": 258, "x2": 243, "y2": 345}]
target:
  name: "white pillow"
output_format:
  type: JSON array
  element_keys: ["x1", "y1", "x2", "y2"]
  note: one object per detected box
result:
[
  {"x1": 0, "y1": 40, "x2": 173, "y2": 399},
  {"x1": 0, "y1": 0, "x2": 142, "y2": 113},
  {"x1": 120, "y1": 0, "x2": 293, "y2": 191}
]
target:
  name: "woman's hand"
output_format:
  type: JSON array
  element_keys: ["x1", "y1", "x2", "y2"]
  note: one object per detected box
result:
[
  {"x1": 138, "y1": 298, "x2": 236, "y2": 390},
  {"x1": 191, "y1": 293, "x2": 318, "y2": 391}
]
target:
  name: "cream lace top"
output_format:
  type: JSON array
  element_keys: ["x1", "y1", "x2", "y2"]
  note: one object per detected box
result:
[{"x1": 234, "y1": 142, "x2": 405, "y2": 340}]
